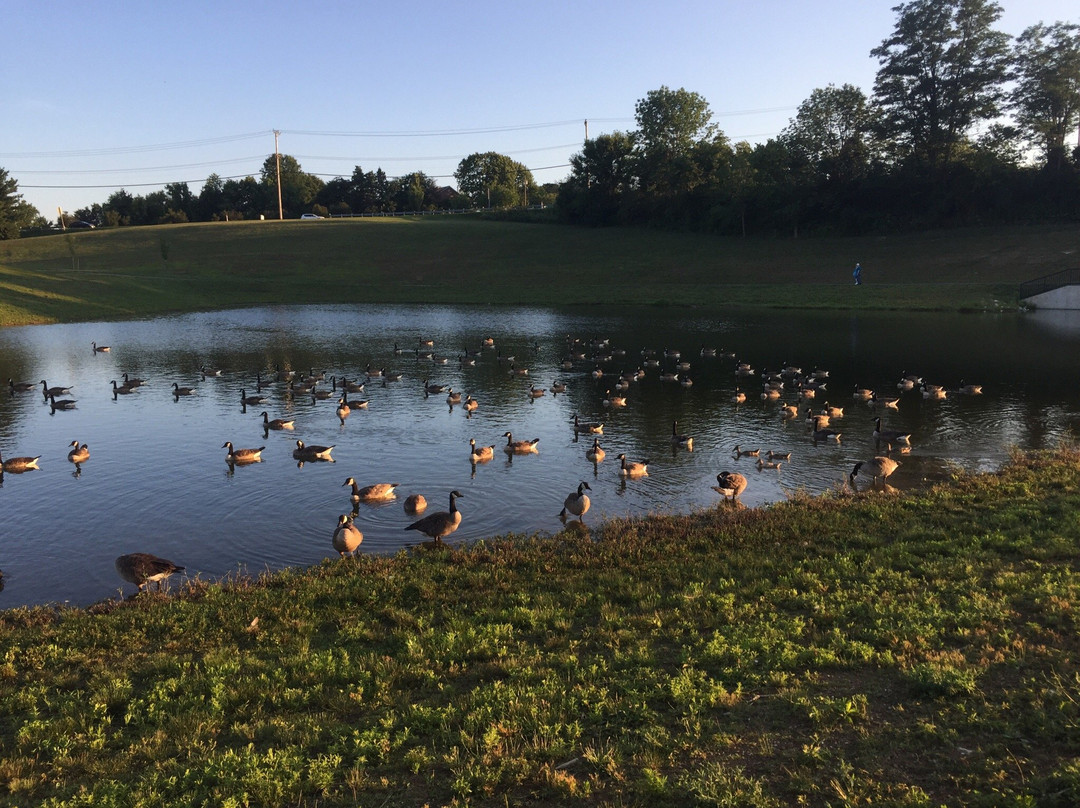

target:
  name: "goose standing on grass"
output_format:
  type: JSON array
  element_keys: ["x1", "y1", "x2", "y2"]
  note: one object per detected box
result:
[
  {"x1": 560, "y1": 481, "x2": 592, "y2": 521},
  {"x1": 503, "y1": 431, "x2": 540, "y2": 454},
  {"x1": 712, "y1": 471, "x2": 748, "y2": 503},
  {"x1": 1, "y1": 449, "x2": 41, "y2": 472},
  {"x1": 873, "y1": 417, "x2": 911, "y2": 445},
  {"x1": 850, "y1": 456, "x2": 899, "y2": 487},
  {"x1": 470, "y1": 438, "x2": 495, "y2": 463},
  {"x1": 405, "y1": 490, "x2": 464, "y2": 543},
  {"x1": 671, "y1": 421, "x2": 693, "y2": 450},
  {"x1": 616, "y1": 453, "x2": 649, "y2": 478},
  {"x1": 586, "y1": 437, "x2": 606, "y2": 463},
  {"x1": 67, "y1": 440, "x2": 90, "y2": 465},
  {"x1": 115, "y1": 553, "x2": 184, "y2": 594},
  {"x1": 91, "y1": 341, "x2": 111, "y2": 353},
  {"x1": 331, "y1": 514, "x2": 364, "y2": 558},
  {"x1": 260, "y1": 411, "x2": 295, "y2": 430},
  {"x1": 343, "y1": 477, "x2": 399, "y2": 503},
  {"x1": 223, "y1": 441, "x2": 264, "y2": 464},
  {"x1": 172, "y1": 382, "x2": 195, "y2": 396},
  {"x1": 293, "y1": 440, "x2": 334, "y2": 462}
]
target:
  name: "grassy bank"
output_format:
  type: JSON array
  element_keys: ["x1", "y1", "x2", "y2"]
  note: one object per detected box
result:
[
  {"x1": 0, "y1": 218, "x2": 1075, "y2": 326},
  {"x1": 1, "y1": 449, "x2": 1079, "y2": 806}
]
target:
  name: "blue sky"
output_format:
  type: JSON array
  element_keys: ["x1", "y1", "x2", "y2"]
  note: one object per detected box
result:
[{"x1": 3, "y1": 0, "x2": 1077, "y2": 218}]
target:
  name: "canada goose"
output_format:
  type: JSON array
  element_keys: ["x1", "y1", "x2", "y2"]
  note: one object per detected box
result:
[
  {"x1": 586, "y1": 437, "x2": 606, "y2": 463},
  {"x1": 293, "y1": 440, "x2": 334, "y2": 462},
  {"x1": 331, "y1": 514, "x2": 364, "y2": 558},
  {"x1": 528, "y1": 386, "x2": 546, "y2": 398},
  {"x1": 680, "y1": 376, "x2": 694, "y2": 388},
  {"x1": 900, "y1": 372, "x2": 924, "y2": 385},
  {"x1": 760, "y1": 387, "x2": 780, "y2": 401},
  {"x1": 384, "y1": 370, "x2": 403, "y2": 382},
  {"x1": 172, "y1": 382, "x2": 195, "y2": 396},
  {"x1": 240, "y1": 389, "x2": 266, "y2": 406},
  {"x1": 423, "y1": 379, "x2": 448, "y2": 395},
  {"x1": 732, "y1": 388, "x2": 747, "y2": 404},
  {"x1": 405, "y1": 490, "x2": 464, "y2": 542},
  {"x1": 365, "y1": 364, "x2": 383, "y2": 378},
  {"x1": 41, "y1": 380, "x2": 73, "y2": 398},
  {"x1": 260, "y1": 411, "x2": 295, "y2": 430},
  {"x1": 700, "y1": 345, "x2": 718, "y2": 357},
  {"x1": 446, "y1": 389, "x2": 463, "y2": 405},
  {"x1": 463, "y1": 395, "x2": 479, "y2": 412},
  {"x1": 508, "y1": 363, "x2": 529, "y2": 376},
  {"x1": 958, "y1": 380, "x2": 983, "y2": 395},
  {"x1": 342, "y1": 377, "x2": 366, "y2": 393},
  {"x1": 732, "y1": 445, "x2": 760, "y2": 457},
  {"x1": 756, "y1": 457, "x2": 782, "y2": 470},
  {"x1": 503, "y1": 431, "x2": 540, "y2": 454},
  {"x1": 590, "y1": 365, "x2": 604, "y2": 379},
  {"x1": 404, "y1": 494, "x2": 427, "y2": 514},
  {"x1": 807, "y1": 407, "x2": 828, "y2": 427},
  {"x1": 573, "y1": 415, "x2": 603, "y2": 435},
  {"x1": 869, "y1": 394, "x2": 900, "y2": 409},
  {"x1": 223, "y1": 441, "x2": 264, "y2": 463},
  {"x1": 122, "y1": 373, "x2": 146, "y2": 388},
  {"x1": 419, "y1": 337, "x2": 435, "y2": 347},
  {"x1": 67, "y1": 440, "x2": 90, "y2": 464},
  {"x1": 312, "y1": 385, "x2": 334, "y2": 400},
  {"x1": 896, "y1": 377, "x2": 916, "y2": 391},
  {"x1": 336, "y1": 397, "x2": 351, "y2": 421},
  {"x1": 289, "y1": 379, "x2": 315, "y2": 394},
  {"x1": 712, "y1": 471, "x2": 747, "y2": 502},
  {"x1": 798, "y1": 385, "x2": 817, "y2": 400},
  {"x1": 560, "y1": 481, "x2": 592, "y2": 521},
  {"x1": 111, "y1": 379, "x2": 135, "y2": 395},
  {"x1": 604, "y1": 390, "x2": 626, "y2": 408},
  {"x1": 551, "y1": 381, "x2": 567, "y2": 395},
  {"x1": 432, "y1": 355, "x2": 450, "y2": 365},
  {"x1": 343, "y1": 477, "x2": 399, "y2": 503},
  {"x1": 342, "y1": 395, "x2": 369, "y2": 409},
  {"x1": 660, "y1": 370, "x2": 679, "y2": 383},
  {"x1": 482, "y1": 337, "x2": 495, "y2": 348},
  {"x1": 393, "y1": 342, "x2": 404, "y2": 355},
  {"x1": 780, "y1": 402, "x2": 799, "y2": 418},
  {"x1": 873, "y1": 417, "x2": 911, "y2": 445},
  {"x1": 417, "y1": 350, "x2": 434, "y2": 362},
  {"x1": 91, "y1": 341, "x2": 111, "y2": 353},
  {"x1": 768, "y1": 450, "x2": 792, "y2": 461},
  {"x1": 8, "y1": 379, "x2": 34, "y2": 393},
  {"x1": 811, "y1": 418, "x2": 842, "y2": 442},
  {"x1": 853, "y1": 385, "x2": 874, "y2": 401},
  {"x1": 200, "y1": 366, "x2": 223, "y2": 377},
  {"x1": 617, "y1": 453, "x2": 649, "y2": 478},
  {"x1": 820, "y1": 403, "x2": 844, "y2": 418},
  {"x1": 275, "y1": 365, "x2": 296, "y2": 381},
  {"x1": 850, "y1": 456, "x2": 900, "y2": 487},
  {"x1": 459, "y1": 354, "x2": 477, "y2": 367},
  {"x1": 735, "y1": 362, "x2": 754, "y2": 376},
  {"x1": 115, "y1": 553, "x2": 184, "y2": 593},
  {"x1": 0, "y1": 449, "x2": 41, "y2": 472},
  {"x1": 671, "y1": 421, "x2": 693, "y2": 450},
  {"x1": 49, "y1": 394, "x2": 77, "y2": 411},
  {"x1": 921, "y1": 384, "x2": 947, "y2": 400},
  {"x1": 470, "y1": 438, "x2": 496, "y2": 463}
]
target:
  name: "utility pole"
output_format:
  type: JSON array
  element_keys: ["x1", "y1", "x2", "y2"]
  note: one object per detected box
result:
[
  {"x1": 584, "y1": 120, "x2": 590, "y2": 189},
  {"x1": 274, "y1": 129, "x2": 283, "y2": 220}
]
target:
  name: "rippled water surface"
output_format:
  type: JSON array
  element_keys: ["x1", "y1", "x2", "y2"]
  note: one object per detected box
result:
[{"x1": 2, "y1": 304, "x2": 1079, "y2": 608}]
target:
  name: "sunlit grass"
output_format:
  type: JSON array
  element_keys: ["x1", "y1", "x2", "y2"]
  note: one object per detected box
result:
[{"x1": 1, "y1": 448, "x2": 1079, "y2": 805}]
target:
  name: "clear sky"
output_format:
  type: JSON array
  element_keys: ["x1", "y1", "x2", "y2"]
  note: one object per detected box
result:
[{"x1": 3, "y1": 0, "x2": 1077, "y2": 218}]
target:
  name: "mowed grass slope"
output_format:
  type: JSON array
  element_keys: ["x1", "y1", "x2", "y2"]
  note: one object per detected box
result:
[
  {"x1": 1, "y1": 217, "x2": 1075, "y2": 325},
  {"x1": 1, "y1": 450, "x2": 1079, "y2": 806}
]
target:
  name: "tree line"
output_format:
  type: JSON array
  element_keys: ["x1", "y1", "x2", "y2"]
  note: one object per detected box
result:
[{"x1": 1, "y1": 0, "x2": 1077, "y2": 239}]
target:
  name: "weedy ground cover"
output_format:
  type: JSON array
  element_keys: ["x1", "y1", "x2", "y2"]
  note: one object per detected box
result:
[{"x1": 1, "y1": 448, "x2": 1078, "y2": 806}]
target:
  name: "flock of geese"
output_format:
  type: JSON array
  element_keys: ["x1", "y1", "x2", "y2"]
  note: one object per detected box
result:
[{"x1": 1, "y1": 337, "x2": 983, "y2": 598}]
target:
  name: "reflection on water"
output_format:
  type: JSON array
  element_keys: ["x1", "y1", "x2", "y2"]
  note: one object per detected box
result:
[{"x1": 1, "y1": 304, "x2": 1079, "y2": 608}]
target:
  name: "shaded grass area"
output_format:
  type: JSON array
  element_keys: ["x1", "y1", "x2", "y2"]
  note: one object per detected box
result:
[
  {"x1": 0, "y1": 218, "x2": 1074, "y2": 326},
  {"x1": 1, "y1": 449, "x2": 1079, "y2": 806}
]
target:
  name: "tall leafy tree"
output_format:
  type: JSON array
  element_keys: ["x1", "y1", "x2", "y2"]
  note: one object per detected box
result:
[
  {"x1": 871, "y1": 0, "x2": 1011, "y2": 172},
  {"x1": 633, "y1": 87, "x2": 719, "y2": 198},
  {"x1": 454, "y1": 152, "x2": 537, "y2": 208},
  {"x1": 259, "y1": 154, "x2": 323, "y2": 217},
  {"x1": 0, "y1": 168, "x2": 38, "y2": 239},
  {"x1": 781, "y1": 84, "x2": 875, "y2": 185},
  {"x1": 558, "y1": 132, "x2": 637, "y2": 225},
  {"x1": 1011, "y1": 22, "x2": 1080, "y2": 172}
]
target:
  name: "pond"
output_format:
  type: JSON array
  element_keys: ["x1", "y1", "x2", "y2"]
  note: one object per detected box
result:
[{"x1": 2, "y1": 304, "x2": 1079, "y2": 609}]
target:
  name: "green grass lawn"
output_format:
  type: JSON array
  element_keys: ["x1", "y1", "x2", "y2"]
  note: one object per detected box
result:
[
  {"x1": 1, "y1": 449, "x2": 1079, "y2": 806},
  {"x1": 1, "y1": 217, "x2": 1075, "y2": 326}
]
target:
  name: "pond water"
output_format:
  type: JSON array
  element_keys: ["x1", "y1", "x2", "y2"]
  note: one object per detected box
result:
[{"x1": 1, "y1": 304, "x2": 1079, "y2": 608}]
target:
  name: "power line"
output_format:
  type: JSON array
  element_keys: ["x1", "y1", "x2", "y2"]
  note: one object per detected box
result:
[{"x1": 0, "y1": 131, "x2": 269, "y2": 159}]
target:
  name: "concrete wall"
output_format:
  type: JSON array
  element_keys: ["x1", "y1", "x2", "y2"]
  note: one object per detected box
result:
[{"x1": 1022, "y1": 285, "x2": 1080, "y2": 310}]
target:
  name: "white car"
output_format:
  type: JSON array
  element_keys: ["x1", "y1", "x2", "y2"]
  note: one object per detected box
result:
[{"x1": 300, "y1": 213, "x2": 324, "y2": 220}]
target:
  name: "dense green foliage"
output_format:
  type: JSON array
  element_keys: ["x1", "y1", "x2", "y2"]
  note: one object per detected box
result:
[{"x1": 1, "y1": 449, "x2": 1079, "y2": 806}]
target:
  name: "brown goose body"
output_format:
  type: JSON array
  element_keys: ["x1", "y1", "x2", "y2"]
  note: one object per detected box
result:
[
  {"x1": 115, "y1": 553, "x2": 184, "y2": 593},
  {"x1": 405, "y1": 490, "x2": 464, "y2": 542},
  {"x1": 331, "y1": 514, "x2": 364, "y2": 557}
]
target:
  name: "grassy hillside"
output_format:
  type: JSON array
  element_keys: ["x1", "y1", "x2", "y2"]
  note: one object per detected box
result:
[
  {"x1": 1, "y1": 449, "x2": 1079, "y2": 806},
  {"x1": 1, "y1": 217, "x2": 1075, "y2": 326}
]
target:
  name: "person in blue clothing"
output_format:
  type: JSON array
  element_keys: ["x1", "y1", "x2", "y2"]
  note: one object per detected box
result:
[{"x1": 853, "y1": 262, "x2": 862, "y2": 285}]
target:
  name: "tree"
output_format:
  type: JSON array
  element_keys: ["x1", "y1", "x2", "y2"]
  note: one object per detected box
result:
[
  {"x1": 454, "y1": 152, "x2": 537, "y2": 208},
  {"x1": 259, "y1": 154, "x2": 323, "y2": 217},
  {"x1": 871, "y1": 0, "x2": 1011, "y2": 172},
  {"x1": 781, "y1": 84, "x2": 875, "y2": 186},
  {"x1": 391, "y1": 172, "x2": 438, "y2": 212},
  {"x1": 633, "y1": 87, "x2": 720, "y2": 199},
  {"x1": 1011, "y1": 22, "x2": 1080, "y2": 172},
  {"x1": 197, "y1": 174, "x2": 226, "y2": 221},
  {"x1": 0, "y1": 168, "x2": 39, "y2": 239},
  {"x1": 164, "y1": 182, "x2": 195, "y2": 220},
  {"x1": 559, "y1": 132, "x2": 637, "y2": 225}
]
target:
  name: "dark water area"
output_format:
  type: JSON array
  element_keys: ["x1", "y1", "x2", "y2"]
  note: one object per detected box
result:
[{"x1": 1, "y1": 304, "x2": 1078, "y2": 608}]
